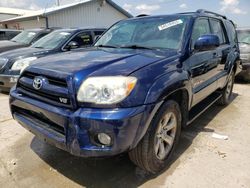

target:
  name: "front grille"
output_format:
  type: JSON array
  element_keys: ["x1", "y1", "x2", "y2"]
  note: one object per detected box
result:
[
  {"x1": 17, "y1": 71, "x2": 72, "y2": 108},
  {"x1": 13, "y1": 106, "x2": 65, "y2": 136},
  {"x1": 23, "y1": 72, "x2": 68, "y2": 87}
]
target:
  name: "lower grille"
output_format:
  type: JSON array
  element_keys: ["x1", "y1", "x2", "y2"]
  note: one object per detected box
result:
[{"x1": 13, "y1": 106, "x2": 65, "y2": 136}]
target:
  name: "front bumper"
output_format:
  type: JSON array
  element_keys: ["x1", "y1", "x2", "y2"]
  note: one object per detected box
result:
[
  {"x1": 10, "y1": 88, "x2": 158, "y2": 157},
  {"x1": 0, "y1": 74, "x2": 19, "y2": 91}
]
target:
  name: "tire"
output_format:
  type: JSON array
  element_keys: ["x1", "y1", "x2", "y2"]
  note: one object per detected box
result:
[
  {"x1": 217, "y1": 70, "x2": 235, "y2": 106},
  {"x1": 129, "y1": 100, "x2": 182, "y2": 174}
]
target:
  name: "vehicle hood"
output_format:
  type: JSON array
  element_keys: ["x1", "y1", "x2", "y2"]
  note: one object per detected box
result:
[
  {"x1": 0, "y1": 47, "x2": 54, "y2": 60},
  {"x1": 0, "y1": 40, "x2": 27, "y2": 53},
  {"x1": 239, "y1": 43, "x2": 250, "y2": 54},
  {"x1": 28, "y1": 47, "x2": 179, "y2": 87}
]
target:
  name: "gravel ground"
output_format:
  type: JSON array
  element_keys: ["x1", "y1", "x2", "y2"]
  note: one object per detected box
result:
[{"x1": 0, "y1": 83, "x2": 250, "y2": 188}]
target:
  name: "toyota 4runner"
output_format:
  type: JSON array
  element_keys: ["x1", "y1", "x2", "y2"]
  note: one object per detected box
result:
[{"x1": 10, "y1": 10, "x2": 241, "y2": 173}]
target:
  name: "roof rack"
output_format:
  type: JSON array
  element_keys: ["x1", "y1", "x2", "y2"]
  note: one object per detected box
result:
[
  {"x1": 196, "y1": 9, "x2": 227, "y2": 19},
  {"x1": 136, "y1": 14, "x2": 149, "y2": 17}
]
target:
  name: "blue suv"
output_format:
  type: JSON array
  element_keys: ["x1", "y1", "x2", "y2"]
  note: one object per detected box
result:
[{"x1": 10, "y1": 10, "x2": 241, "y2": 173}]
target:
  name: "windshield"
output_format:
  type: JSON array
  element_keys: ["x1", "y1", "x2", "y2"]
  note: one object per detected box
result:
[
  {"x1": 32, "y1": 30, "x2": 73, "y2": 50},
  {"x1": 11, "y1": 31, "x2": 38, "y2": 45},
  {"x1": 237, "y1": 30, "x2": 250, "y2": 44},
  {"x1": 95, "y1": 16, "x2": 190, "y2": 50}
]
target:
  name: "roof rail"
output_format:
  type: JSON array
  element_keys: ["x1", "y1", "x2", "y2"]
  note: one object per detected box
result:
[{"x1": 196, "y1": 9, "x2": 227, "y2": 19}]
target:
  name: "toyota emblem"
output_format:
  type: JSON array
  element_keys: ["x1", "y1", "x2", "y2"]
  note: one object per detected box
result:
[{"x1": 33, "y1": 77, "x2": 43, "y2": 90}]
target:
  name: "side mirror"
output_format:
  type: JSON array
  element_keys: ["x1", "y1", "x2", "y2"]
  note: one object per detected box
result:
[
  {"x1": 194, "y1": 34, "x2": 220, "y2": 51},
  {"x1": 66, "y1": 41, "x2": 79, "y2": 50}
]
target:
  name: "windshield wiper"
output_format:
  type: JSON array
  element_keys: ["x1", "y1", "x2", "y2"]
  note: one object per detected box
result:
[
  {"x1": 120, "y1": 45, "x2": 155, "y2": 50},
  {"x1": 95, "y1": 44, "x2": 118, "y2": 48}
]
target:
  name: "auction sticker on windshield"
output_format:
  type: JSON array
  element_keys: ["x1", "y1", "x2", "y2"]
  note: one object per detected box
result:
[{"x1": 158, "y1": 19, "x2": 183, "y2": 31}]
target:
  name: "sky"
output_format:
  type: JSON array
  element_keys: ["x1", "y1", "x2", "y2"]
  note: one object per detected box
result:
[{"x1": 0, "y1": 0, "x2": 249, "y2": 27}]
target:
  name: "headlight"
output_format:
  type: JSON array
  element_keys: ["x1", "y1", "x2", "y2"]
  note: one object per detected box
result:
[
  {"x1": 77, "y1": 76, "x2": 137, "y2": 104},
  {"x1": 11, "y1": 57, "x2": 37, "y2": 72}
]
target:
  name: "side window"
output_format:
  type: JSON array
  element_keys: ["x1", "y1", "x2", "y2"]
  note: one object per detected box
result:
[
  {"x1": 7, "y1": 32, "x2": 19, "y2": 40},
  {"x1": 191, "y1": 18, "x2": 211, "y2": 49},
  {"x1": 33, "y1": 33, "x2": 47, "y2": 43},
  {"x1": 210, "y1": 19, "x2": 226, "y2": 44},
  {"x1": 94, "y1": 31, "x2": 104, "y2": 36},
  {"x1": 226, "y1": 21, "x2": 237, "y2": 45},
  {"x1": 94, "y1": 30, "x2": 104, "y2": 41},
  {"x1": 0, "y1": 31, "x2": 6, "y2": 40},
  {"x1": 70, "y1": 32, "x2": 93, "y2": 47}
]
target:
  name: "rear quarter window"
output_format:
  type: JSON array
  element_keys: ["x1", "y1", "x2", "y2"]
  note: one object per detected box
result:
[{"x1": 225, "y1": 21, "x2": 237, "y2": 45}]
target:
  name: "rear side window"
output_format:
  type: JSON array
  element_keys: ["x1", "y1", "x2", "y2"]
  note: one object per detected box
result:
[
  {"x1": 210, "y1": 19, "x2": 226, "y2": 44},
  {"x1": 226, "y1": 21, "x2": 237, "y2": 45},
  {"x1": 191, "y1": 18, "x2": 211, "y2": 48}
]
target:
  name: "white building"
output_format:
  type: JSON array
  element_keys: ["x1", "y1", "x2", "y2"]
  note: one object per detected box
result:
[
  {"x1": 0, "y1": 0, "x2": 133, "y2": 30},
  {"x1": 0, "y1": 7, "x2": 35, "y2": 28}
]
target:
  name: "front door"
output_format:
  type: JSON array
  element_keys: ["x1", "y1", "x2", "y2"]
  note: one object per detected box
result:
[{"x1": 186, "y1": 18, "x2": 220, "y2": 107}]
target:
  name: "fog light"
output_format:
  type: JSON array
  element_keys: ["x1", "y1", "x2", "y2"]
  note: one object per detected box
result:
[{"x1": 97, "y1": 133, "x2": 111, "y2": 146}]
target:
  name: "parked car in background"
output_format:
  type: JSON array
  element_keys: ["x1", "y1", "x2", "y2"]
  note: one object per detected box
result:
[
  {"x1": 10, "y1": 10, "x2": 240, "y2": 173},
  {"x1": 0, "y1": 28, "x2": 52, "y2": 53},
  {"x1": 237, "y1": 28, "x2": 250, "y2": 81},
  {"x1": 0, "y1": 28, "x2": 106, "y2": 92},
  {"x1": 0, "y1": 29, "x2": 21, "y2": 40}
]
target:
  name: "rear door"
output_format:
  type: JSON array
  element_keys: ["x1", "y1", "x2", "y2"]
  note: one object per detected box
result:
[
  {"x1": 187, "y1": 18, "x2": 219, "y2": 106},
  {"x1": 209, "y1": 18, "x2": 231, "y2": 88}
]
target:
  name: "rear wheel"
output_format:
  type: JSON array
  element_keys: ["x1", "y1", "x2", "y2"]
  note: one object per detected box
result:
[
  {"x1": 218, "y1": 71, "x2": 235, "y2": 106},
  {"x1": 129, "y1": 100, "x2": 181, "y2": 173}
]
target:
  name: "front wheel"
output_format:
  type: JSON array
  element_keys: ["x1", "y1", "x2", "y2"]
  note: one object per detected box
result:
[
  {"x1": 217, "y1": 71, "x2": 235, "y2": 106},
  {"x1": 129, "y1": 100, "x2": 181, "y2": 174}
]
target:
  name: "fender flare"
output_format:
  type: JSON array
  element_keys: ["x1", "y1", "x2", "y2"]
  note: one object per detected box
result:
[
  {"x1": 144, "y1": 70, "x2": 191, "y2": 105},
  {"x1": 131, "y1": 70, "x2": 192, "y2": 148}
]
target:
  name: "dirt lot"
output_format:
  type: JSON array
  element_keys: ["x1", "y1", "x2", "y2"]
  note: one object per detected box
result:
[{"x1": 0, "y1": 83, "x2": 250, "y2": 188}]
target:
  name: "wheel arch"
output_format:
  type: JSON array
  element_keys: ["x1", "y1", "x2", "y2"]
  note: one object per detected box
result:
[{"x1": 131, "y1": 87, "x2": 190, "y2": 149}]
